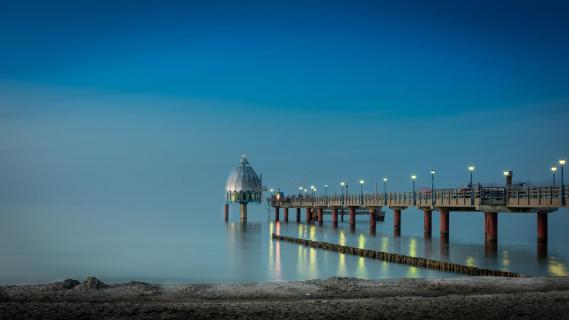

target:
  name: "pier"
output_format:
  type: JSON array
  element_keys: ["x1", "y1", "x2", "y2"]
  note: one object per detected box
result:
[{"x1": 269, "y1": 183, "x2": 568, "y2": 247}]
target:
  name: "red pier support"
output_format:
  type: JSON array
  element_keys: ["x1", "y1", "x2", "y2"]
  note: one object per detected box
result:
[
  {"x1": 331, "y1": 208, "x2": 338, "y2": 225},
  {"x1": 317, "y1": 208, "x2": 323, "y2": 225},
  {"x1": 440, "y1": 208, "x2": 450, "y2": 240},
  {"x1": 224, "y1": 204, "x2": 229, "y2": 221},
  {"x1": 305, "y1": 207, "x2": 312, "y2": 224},
  {"x1": 393, "y1": 208, "x2": 401, "y2": 237},
  {"x1": 283, "y1": 208, "x2": 289, "y2": 222},
  {"x1": 485, "y1": 212, "x2": 498, "y2": 243},
  {"x1": 537, "y1": 211, "x2": 548, "y2": 243},
  {"x1": 423, "y1": 209, "x2": 432, "y2": 238},
  {"x1": 349, "y1": 207, "x2": 357, "y2": 227},
  {"x1": 369, "y1": 208, "x2": 377, "y2": 231}
]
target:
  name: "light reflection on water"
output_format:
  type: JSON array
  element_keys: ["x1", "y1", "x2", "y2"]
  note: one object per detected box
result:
[
  {"x1": 264, "y1": 215, "x2": 569, "y2": 279},
  {"x1": 0, "y1": 206, "x2": 568, "y2": 284}
]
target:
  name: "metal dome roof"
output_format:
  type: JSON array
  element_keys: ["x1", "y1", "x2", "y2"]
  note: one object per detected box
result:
[{"x1": 225, "y1": 155, "x2": 262, "y2": 194}]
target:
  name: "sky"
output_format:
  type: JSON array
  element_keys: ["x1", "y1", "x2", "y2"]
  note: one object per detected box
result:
[{"x1": 1, "y1": 0, "x2": 568, "y2": 210}]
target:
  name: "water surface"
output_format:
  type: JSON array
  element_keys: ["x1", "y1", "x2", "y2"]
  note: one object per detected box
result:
[{"x1": 0, "y1": 203, "x2": 567, "y2": 284}]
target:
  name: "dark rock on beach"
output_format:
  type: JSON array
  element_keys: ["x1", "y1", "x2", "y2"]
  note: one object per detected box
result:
[
  {"x1": 60, "y1": 279, "x2": 80, "y2": 289},
  {"x1": 82, "y1": 277, "x2": 107, "y2": 289}
]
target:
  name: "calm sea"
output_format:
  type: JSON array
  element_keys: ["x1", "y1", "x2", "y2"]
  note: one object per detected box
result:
[{"x1": 0, "y1": 203, "x2": 567, "y2": 284}]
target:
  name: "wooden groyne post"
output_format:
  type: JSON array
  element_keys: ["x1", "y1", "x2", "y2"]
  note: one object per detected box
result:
[{"x1": 271, "y1": 233, "x2": 527, "y2": 277}]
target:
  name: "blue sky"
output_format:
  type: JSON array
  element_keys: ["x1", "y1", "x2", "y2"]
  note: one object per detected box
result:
[{"x1": 1, "y1": 0, "x2": 568, "y2": 207}]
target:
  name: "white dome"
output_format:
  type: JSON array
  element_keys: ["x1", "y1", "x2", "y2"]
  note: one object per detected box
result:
[{"x1": 225, "y1": 155, "x2": 262, "y2": 204}]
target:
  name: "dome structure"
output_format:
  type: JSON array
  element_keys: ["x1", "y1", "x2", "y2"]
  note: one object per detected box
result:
[{"x1": 225, "y1": 155, "x2": 263, "y2": 204}]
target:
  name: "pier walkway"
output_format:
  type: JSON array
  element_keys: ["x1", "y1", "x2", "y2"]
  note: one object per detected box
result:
[{"x1": 269, "y1": 185, "x2": 568, "y2": 247}]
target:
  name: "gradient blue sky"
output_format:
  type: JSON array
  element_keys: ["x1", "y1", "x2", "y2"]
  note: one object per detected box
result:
[{"x1": 1, "y1": 0, "x2": 568, "y2": 208}]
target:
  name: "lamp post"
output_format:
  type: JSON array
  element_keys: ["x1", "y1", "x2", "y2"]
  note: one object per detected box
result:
[
  {"x1": 299, "y1": 186, "x2": 303, "y2": 196},
  {"x1": 468, "y1": 166, "x2": 475, "y2": 206},
  {"x1": 468, "y1": 166, "x2": 475, "y2": 187},
  {"x1": 383, "y1": 177, "x2": 388, "y2": 205},
  {"x1": 430, "y1": 170, "x2": 436, "y2": 206},
  {"x1": 359, "y1": 179, "x2": 365, "y2": 205},
  {"x1": 551, "y1": 166, "x2": 557, "y2": 186},
  {"x1": 503, "y1": 171, "x2": 511, "y2": 205},
  {"x1": 341, "y1": 182, "x2": 345, "y2": 205},
  {"x1": 411, "y1": 175, "x2": 417, "y2": 205},
  {"x1": 560, "y1": 159, "x2": 566, "y2": 206}
]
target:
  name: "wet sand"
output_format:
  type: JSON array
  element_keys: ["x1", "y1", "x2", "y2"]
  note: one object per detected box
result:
[{"x1": 1, "y1": 276, "x2": 569, "y2": 319}]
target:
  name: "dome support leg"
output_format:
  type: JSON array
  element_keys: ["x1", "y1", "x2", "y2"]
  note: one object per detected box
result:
[{"x1": 240, "y1": 204, "x2": 248, "y2": 220}]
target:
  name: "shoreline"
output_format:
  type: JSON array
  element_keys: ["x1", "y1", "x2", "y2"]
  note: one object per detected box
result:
[{"x1": 2, "y1": 276, "x2": 569, "y2": 319}]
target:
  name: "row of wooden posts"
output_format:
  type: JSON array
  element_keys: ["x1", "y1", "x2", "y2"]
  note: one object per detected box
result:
[{"x1": 271, "y1": 233, "x2": 527, "y2": 277}]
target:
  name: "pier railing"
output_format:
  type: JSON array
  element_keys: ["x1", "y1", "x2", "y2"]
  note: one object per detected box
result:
[{"x1": 270, "y1": 185, "x2": 567, "y2": 212}]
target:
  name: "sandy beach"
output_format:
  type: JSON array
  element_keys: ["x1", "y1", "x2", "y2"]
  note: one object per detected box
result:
[{"x1": 1, "y1": 276, "x2": 569, "y2": 319}]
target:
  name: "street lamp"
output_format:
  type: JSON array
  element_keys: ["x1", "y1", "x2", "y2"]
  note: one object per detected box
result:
[
  {"x1": 551, "y1": 166, "x2": 557, "y2": 186},
  {"x1": 430, "y1": 170, "x2": 436, "y2": 206},
  {"x1": 468, "y1": 166, "x2": 475, "y2": 187},
  {"x1": 340, "y1": 182, "x2": 346, "y2": 205},
  {"x1": 383, "y1": 177, "x2": 388, "y2": 205},
  {"x1": 359, "y1": 179, "x2": 365, "y2": 204},
  {"x1": 411, "y1": 175, "x2": 417, "y2": 205},
  {"x1": 560, "y1": 159, "x2": 566, "y2": 206},
  {"x1": 468, "y1": 166, "x2": 475, "y2": 207}
]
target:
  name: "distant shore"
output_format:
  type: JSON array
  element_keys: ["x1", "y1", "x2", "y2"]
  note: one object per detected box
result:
[{"x1": 2, "y1": 276, "x2": 569, "y2": 319}]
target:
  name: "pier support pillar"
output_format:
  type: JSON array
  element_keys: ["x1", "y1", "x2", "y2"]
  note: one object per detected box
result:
[
  {"x1": 485, "y1": 212, "x2": 498, "y2": 243},
  {"x1": 423, "y1": 209, "x2": 432, "y2": 238},
  {"x1": 240, "y1": 203, "x2": 247, "y2": 220},
  {"x1": 283, "y1": 208, "x2": 289, "y2": 222},
  {"x1": 440, "y1": 208, "x2": 449, "y2": 240},
  {"x1": 537, "y1": 211, "x2": 548, "y2": 244},
  {"x1": 393, "y1": 208, "x2": 401, "y2": 237},
  {"x1": 317, "y1": 208, "x2": 323, "y2": 225},
  {"x1": 305, "y1": 207, "x2": 312, "y2": 224},
  {"x1": 274, "y1": 207, "x2": 280, "y2": 222},
  {"x1": 296, "y1": 208, "x2": 301, "y2": 223},
  {"x1": 224, "y1": 204, "x2": 229, "y2": 221},
  {"x1": 341, "y1": 209, "x2": 345, "y2": 222},
  {"x1": 349, "y1": 207, "x2": 357, "y2": 227},
  {"x1": 332, "y1": 208, "x2": 338, "y2": 226},
  {"x1": 369, "y1": 208, "x2": 377, "y2": 231}
]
